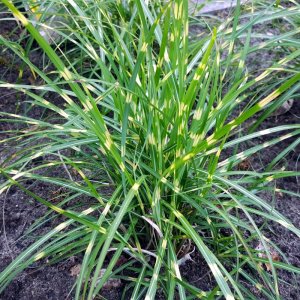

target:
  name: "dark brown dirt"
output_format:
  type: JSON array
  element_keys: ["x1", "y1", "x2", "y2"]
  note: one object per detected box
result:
[{"x1": 1, "y1": 8, "x2": 300, "y2": 300}]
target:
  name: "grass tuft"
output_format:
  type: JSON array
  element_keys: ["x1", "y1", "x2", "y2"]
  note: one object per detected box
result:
[{"x1": 0, "y1": 0, "x2": 300, "y2": 299}]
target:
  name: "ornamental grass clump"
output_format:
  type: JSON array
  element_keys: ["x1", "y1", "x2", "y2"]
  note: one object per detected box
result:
[{"x1": 0, "y1": 0, "x2": 300, "y2": 299}]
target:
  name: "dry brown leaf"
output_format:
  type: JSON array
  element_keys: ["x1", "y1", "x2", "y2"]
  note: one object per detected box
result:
[
  {"x1": 70, "y1": 264, "x2": 81, "y2": 277},
  {"x1": 255, "y1": 242, "x2": 281, "y2": 272},
  {"x1": 99, "y1": 269, "x2": 122, "y2": 289},
  {"x1": 270, "y1": 99, "x2": 294, "y2": 116},
  {"x1": 237, "y1": 159, "x2": 251, "y2": 171},
  {"x1": 265, "y1": 252, "x2": 280, "y2": 271}
]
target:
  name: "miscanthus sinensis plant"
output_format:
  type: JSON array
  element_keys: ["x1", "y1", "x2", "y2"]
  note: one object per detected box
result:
[{"x1": 0, "y1": 0, "x2": 300, "y2": 299}]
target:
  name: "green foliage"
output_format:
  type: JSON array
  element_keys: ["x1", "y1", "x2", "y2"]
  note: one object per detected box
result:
[{"x1": 0, "y1": 0, "x2": 300, "y2": 299}]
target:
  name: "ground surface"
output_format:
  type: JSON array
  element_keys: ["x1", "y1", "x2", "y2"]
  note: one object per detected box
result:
[
  {"x1": 189, "y1": 0, "x2": 247, "y2": 14},
  {"x1": 0, "y1": 7, "x2": 299, "y2": 300}
]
